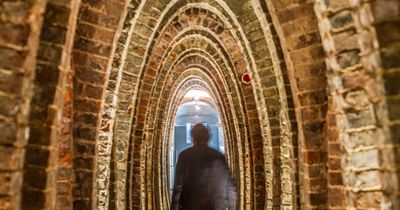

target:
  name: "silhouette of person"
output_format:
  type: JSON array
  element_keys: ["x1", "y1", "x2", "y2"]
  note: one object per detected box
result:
[{"x1": 171, "y1": 123, "x2": 237, "y2": 210}]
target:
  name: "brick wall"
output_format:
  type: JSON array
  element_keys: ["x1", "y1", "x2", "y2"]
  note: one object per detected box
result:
[
  {"x1": 315, "y1": 0, "x2": 400, "y2": 208},
  {"x1": 71, "y1": 0, "x2": 128, "y2": 209},
  {"x1": 0, "y1": 0, "x2": 399, "y2": 210},
  {"x1": 264, "y1": 0, "x2": 329, "y2": 208},
  {"x1": 0, "y1": 1, "x2": 46, "y2": 209},
  {"x1": 21, "y1": 1, "x2": 81, "y2": 209}
]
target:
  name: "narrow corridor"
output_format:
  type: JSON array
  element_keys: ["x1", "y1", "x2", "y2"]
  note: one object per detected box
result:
[{"x1": 0, "y1": 0, "x2": 399, "y2": 209}]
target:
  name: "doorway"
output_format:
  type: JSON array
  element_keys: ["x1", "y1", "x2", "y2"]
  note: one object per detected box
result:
[{"x1": 169, "y1": 90, "x2": 225, "y2": 191}]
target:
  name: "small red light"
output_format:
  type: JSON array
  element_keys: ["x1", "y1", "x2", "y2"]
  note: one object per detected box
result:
[{"x1": 242, "y1": 73, "x2": 251, "y2": 84}]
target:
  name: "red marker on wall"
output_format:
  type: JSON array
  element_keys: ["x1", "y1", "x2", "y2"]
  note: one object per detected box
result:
[{"x1": 241, "y1": 73, "x2": 251, "y2": 84}]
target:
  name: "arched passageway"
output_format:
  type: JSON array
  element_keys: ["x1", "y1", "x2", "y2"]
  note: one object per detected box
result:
[
  {"x1": 0, "y1": 0, "x2": 399, "y2": 210},
  {"x1": 169, "y1": 89, "x2": 225, "y2": 191}
]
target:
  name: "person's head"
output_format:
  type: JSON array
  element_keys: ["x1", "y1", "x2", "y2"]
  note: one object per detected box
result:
[{"x1": 191, "y1": 123, "x2": 210, "y2": 145}]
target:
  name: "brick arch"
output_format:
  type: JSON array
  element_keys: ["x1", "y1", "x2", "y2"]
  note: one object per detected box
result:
[
  {"x1": 21, "y1": 1, "x2": 81, "y2": 210},
  {"x1": 151, "y1": 65, "x2": 243, "y2": 206},
  {"x1": 140, "y1": 21, "x2": 253, "y2": 210},
  {"x1": 131, "y1": 37, "x2": 253, "y2": 208},
  {"x1": 1, "y1": 1, "x2": 400, "y2": 210},
  {"x1": 125, "y1": 27, "x2": 256, "y2": 208},
  {"x1": 104, "y1": 0, "x2": 302, "y2": 209},
  {"x1": 109, "y1": 4, "x2": 255, "y2": 207},
  {"x1": 116, "y1": 32, "x2": 253, "y2": 208},
  {"x1": 92, "y1": 0, "x2": 142, "y2": 209},
  {"x1": 103, "y1": 0, "x2": 300, "y2": 209},
  {"x1": 314, "y1": 1, "x2": 400, "y2": 208},
  {"x1": 138, "y1": 13, "x2": 298, "y2": 208},
  {"x1": 158, "y1": 4, "x2": 301, "y2": 208},
  {"x1": 259, "y1": 0, "x2": 330, "y2": 208},
  {"x1": 163, "y1": 71, "x2": 238, "y2": 169},
  {"x1": 70, "y1": 0, "x2": 129, "y2": 209},
  {"x1": 156, "y1": 74, "x2": 238, "y2": 210},
  {"x1": 178, "y1": 93, "x2": 219, "y2": 109},
  {"x1": 163, "y1": 76, "x2": 235, "y2": 171},
  {"x1": 0, "y1": 1, "x2": 47, "y2": 209},
  {"x1": 151, "y1": 69, "x2": 246, "y2": 209}
]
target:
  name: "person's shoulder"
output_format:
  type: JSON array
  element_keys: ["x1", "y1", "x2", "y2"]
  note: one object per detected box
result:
[
  {"x1": 206, "y1": 147, "x2": 224, "y2": 158},
  {"x1": 179, "y1": 147, "x2": 194, "y2": 156}
]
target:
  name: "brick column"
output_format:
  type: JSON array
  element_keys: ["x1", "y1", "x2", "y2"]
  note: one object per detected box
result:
[
  {"x1": 315, "y1": 0, "x2": 399, "y2": 208},
  {"x1": 0, "y1": 1, "x2": 46, "y2": 209}
]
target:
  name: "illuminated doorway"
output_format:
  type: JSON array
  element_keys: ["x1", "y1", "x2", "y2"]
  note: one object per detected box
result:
[{"x1": 169, "y1": 90, "x2": 225, "y2": 190}]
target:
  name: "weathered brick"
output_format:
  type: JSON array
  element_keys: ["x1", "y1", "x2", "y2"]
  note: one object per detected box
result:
[
  {"x1": 0, "y1": 23, "x2": 30, "y2": 47},
  {"x1": 0, "y1": 0, "x2": 398, "y2": 209},
  {"x1": 330, "y1": 10, "x2": 353, "y2": 29},
  {"x1": 0, "y1": 47, "x2": 28, "y2": 70}
]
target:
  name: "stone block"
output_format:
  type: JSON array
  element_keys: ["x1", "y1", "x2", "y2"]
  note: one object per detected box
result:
[
  {"x1": 75, "y1": 113, "x2": 98, "y2": 127},
  {"x1": 308, "y1": 177, "x2": 328, "y2": 192},
  {"x1": 303, "y1": 122, "x2": 326, "y2": 149},
  {"x1": 370, "y1": 1, "x2": 400, "y2": 23},
  {"x1": 329, "y1": 171, "x2": 343, "y2": 186},
  {"x1": 298, "y1": 90, "x2": 327, "y2": 106},
  {"x1": 324, "y1": 0, "x2": 350, "y2": 11},
  {"x1": 388, "y1": 124, "x2": 400, "y2": 144},
  {"x1": 76, "y1": 22, "x2": 115, "y2": 43},
  {"x1": 358, "y1": 30, "x2": 375, "y2": 54},
  {"x1": 0, "y1": 23, "x2": 30, "y2": 47},
  {"x1": 24, "y1": 147, "x2": 50, "y2": 167},
  {"x1": 1, "y1": 1, "x2": 32, "y2": 22},
  {"x1": 73, "y1": 199, "x2": 91, "y2": 210},
  {"x1": 0, "y1": 47, "x2": 28, "y2": 70},
  {"x1": 328, "y1": 188, "x2": 345, "y2": 207},
  {"x1": 384, "y1": 71, "x2": 400, "y2": 97},
  {"x1": 73, "y1": 157, "x2": 94, "y2": 170},
  {"x1": 75, "y1": 142, "x2": 95, "y2": 156},
  {"x1": 79, "y1": 6, "x2": 120, "y2": 29},
  {"x1": 0, "y1": 121, "x2": 18, "y2": 146},
  {"x1": 337, "y1": 49, "x2": 360, "y2": 69},
  {"x1": 309, "y1": 192, "x2": 328, "y2": 206},
  {"x1": 73, "y1": 99, "x2": 101, "y2": 114},
  {"x1": 0, "y1": 147, "x2": 22, "y2": 170},
  {"x1": 43, "y1": 3, "x2": 71, "y2": 27},
  {"x1": 84, "y1": 84, "x2": 104, "y2": 99},
  {"x1": 345, "y1": 106, "x2": 376, "y2": 129},
  {"x1": 347, "y1": 149, "x2": 380, "y2": 169},
  {"x1": 73, "y1": 51, "x2": 109, "y2": 71},
  {"x1": 303, "y1": 151, "x2": 327, "y2": 165},
  {"x1": 342, "y1": 71, "x2": 368, "y2": 90},
  {"x1": 387, "y1": 97, "x2": 400, "y2": 121},
  {"x1": 381, "y1": 48, "x2": 400, "y2": 69},
  {"x1": 375, "y1": 21, "x2": 400, "y2": 48},
  {"x1": 332, "y1": 29, "x2": 358, "y2": 52},
  {"x1": 344, "y1": 90, "x2": 370, "y2": 111},
  {"x1": 328, "y1": 157, "x2": 341, "y2": 170},
  {"x1": 23, "y1": 167, "x2": 48, "y2": 189},
  {"x1": 74, "y1": 36, "x2": 112, "y2": 57},
  {"x1": 297, "y1": 76, "x2": 327, "y2": 92},
  {"x1": 40, "y1": 25, "x2": 67, "y2": 45},
  {"x1": 330, "y1": 10, "x2": 353, "y2": 29},
  {"x1": 22, "y1": 189, "x2": 46, "y2": 210},
  {"x1": 28, "y1": 124, "x2": 52, "y2": 146},
  {"x1": 35, "y1": 63, "x2": 59, "y2": 88},
  {"x1": 293, "y1": 31, "x2": 321, "y2": 50},
  {"x1": 57, "y1": 167, "x2": 72, "y2": 180},
  {"x1": 73, "y1": 127, "x2": 97, "y2": 141},
  {"x1": 37, "y1": 43, "x2": 63, "y2": 63},
  {"x1": 353, "y1": 191, "x2": 381, "y2": 209},
  {"x1": 55, "y1": 194, "x2": 72, "y2": 209},
  {"x1": 343, "y1": 129, "x2": 379, "y2": 150}
]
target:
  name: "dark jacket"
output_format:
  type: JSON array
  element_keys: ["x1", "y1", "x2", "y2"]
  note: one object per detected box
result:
[{"x1": 170, "y1": 145, "x2": 236, "y2": 210}]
